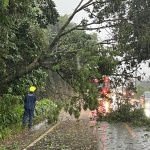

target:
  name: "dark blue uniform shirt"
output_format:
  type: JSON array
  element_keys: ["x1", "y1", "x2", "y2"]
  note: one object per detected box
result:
[{"x1": 24, "y1": 93, "x2": 37, "y2": 110}]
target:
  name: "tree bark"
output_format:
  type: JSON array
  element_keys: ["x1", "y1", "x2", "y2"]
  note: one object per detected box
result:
[{"x1": 2, "y1": 60, "x2": 40, "y2": 85}]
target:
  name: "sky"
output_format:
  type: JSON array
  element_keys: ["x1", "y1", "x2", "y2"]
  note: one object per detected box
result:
[
  {"x1": 54, "y1": 0, "x2": 88, "y2": 23},
  {"x1": 54, "y1": 0, "x2": 150, "y2": 80},
  {"x1": 54, "y1": 0, "x2": 109, "y2": 40}
]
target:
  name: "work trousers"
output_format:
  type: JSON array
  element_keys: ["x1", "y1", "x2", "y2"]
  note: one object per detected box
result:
[{"x1": 23, "y1": 109, "x2": 34, "y2": 128}]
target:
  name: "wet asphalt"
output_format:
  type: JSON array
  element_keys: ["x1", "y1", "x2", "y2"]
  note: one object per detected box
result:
[
  {"x1": 25, "y1": 110, "x2": 150, "y2": 150},
  {"x1": 2, "y1": 108, "x2": 150, "y2": 150},
  {"x1": 97, "y1": 122, "x2": 147, "y2": 150}
]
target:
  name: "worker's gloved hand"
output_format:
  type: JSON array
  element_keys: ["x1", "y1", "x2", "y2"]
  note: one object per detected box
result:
[{"x1": 35, "y1": 101, "x2": 38, "y2": 105}]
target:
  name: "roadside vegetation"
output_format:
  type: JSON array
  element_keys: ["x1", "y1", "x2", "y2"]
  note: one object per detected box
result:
[
  {"x1": 136, "y1": 85, "x2": 150, "y2": 99},
  {"x1": 0, "y1": 98, "x2": 61, "y2": 141},
  {"x1": 99, "y1": 107, "x2": 150, "y2": 127},
  {"x1": 96, "y1": 94, "x2": 150, "y2": 128}
]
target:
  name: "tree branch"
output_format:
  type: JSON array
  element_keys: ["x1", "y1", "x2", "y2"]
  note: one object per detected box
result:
[
  {"x1": 2, "y1": 59, "x2": 40, "y2": 85},
  {"x1": 2, "y1": 0, "x2": 86, "y2": 85}
]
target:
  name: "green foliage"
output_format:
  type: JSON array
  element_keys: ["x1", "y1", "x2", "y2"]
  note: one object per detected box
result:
[
  {"x1": 7, "y1": 68, "x2": 48, "y2": 96},
  {"x1": 35, "y1": 98, "x2": 61, "y2": 124},
  {"x1": 52, "y1": 64, "x2": 60, "y2": 71},
  {"x1": 35, "y1": 0, "x2": 59, "y2": 28},
  {"x1": 115, "y1": 0, "x2": 150, "y2": 62},
  {"x1": 0, "y1": 22, "x2": 48, "y2": 77},
  {"x1": 85, "y1": 0, "x2": 150, "y2": 73},
  {"x1": 130, "y1": 109, "x2": 150, "y2": 127},
  {"x1": 0, "y1": 98, "x2": 60, "y2": 141},
  {"x1": 98, "y1": 55, "x2": 117, "y2": 76},
  {"x1": 0, "y1": 0, "x2": 59, "y2": 95},
  {"x1": 0, "y1": 147, "x2": 8, "y2": 150},
  {"x1": 101, "y1": 107, "x2": 150, "y2": 127},
  {"x1": 0, "y1": 94, "x2": 22, "y2": 127},
  {"x1": 0, "y1": 94, "x2": 23, "y2": 140},
  {"x1": 49, "y1": 17, "x2": 119, "y2": 117},
  {"x1": 64, "y1": 96, "x2": 82, "y2": 119},
  {"x1": 50, "y1": 20, "x2": 118, "y2": 113},
  {"x1": 136, "y1": 85, "x2": 150, "y2": 99}
]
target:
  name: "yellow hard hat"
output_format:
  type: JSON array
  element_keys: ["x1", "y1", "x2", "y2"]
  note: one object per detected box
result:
[{"x1": 29, "y1": 86, "x2": 36, "y2": 92}]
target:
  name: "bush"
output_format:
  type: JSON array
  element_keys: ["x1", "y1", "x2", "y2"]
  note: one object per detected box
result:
[
  {"x1": 130, "y1": 108, "x2": 150, "y2": 127},
  {"x1": 0, "y1": 94, "x2": 23, "y2": 140},
  {"x1": 0, "y1": 98, "x2": 61, "y2": 141},
  {"x1": 34, "y1": 98, "x2": 61, "y2": 124},
  {"x1": 100, "y1": 107, "x2": 150, "y2": 127}
]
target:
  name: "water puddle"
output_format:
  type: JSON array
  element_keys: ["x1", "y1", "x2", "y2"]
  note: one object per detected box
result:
[{"x1": 32, "y1": 119, "x2": 48, "y2": 131}]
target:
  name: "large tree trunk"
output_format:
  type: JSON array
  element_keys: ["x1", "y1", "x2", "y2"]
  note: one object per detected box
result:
[{"x1": 1, "y1": 60, "x2": 40, "y2": 85}]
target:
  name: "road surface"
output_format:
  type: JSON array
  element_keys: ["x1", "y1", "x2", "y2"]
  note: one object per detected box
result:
[{"x1": 1, "y1": 109, "x2": 150, "y2": 150}]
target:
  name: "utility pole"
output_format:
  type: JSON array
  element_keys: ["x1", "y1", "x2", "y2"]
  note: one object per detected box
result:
[{"x1": 135, "y1": 65, "x2": 138, "y2": 88}]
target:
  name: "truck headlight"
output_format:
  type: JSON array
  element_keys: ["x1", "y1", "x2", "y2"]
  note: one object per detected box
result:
[{"x1": 145, "y1": 103, "x2": 150, "y2": 108}]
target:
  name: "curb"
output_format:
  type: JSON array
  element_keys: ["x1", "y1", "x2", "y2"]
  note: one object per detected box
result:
[{"x1": 23, "y1": 122, "x2": 60, "y2": 150}]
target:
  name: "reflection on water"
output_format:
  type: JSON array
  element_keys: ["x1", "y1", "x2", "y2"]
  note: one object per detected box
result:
[
  {"x1": 144, "y1": 109, "x2": 150, "y2": 118},
  {"x1": 97, "y1": 123, "x2": 107, "y2": 150}
]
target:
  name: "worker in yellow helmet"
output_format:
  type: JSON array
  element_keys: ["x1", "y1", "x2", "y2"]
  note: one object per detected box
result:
[
  {"x1": 29, "y1": 86, "x2": 36, "y2": 92},
  {"x1": 23, "y1": 86, "x2": 37, "y2": 129}
]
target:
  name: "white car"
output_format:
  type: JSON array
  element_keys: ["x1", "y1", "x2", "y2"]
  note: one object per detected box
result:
[{"x1": 143, "y1": 91, "x2": 150, "y2": 108}]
